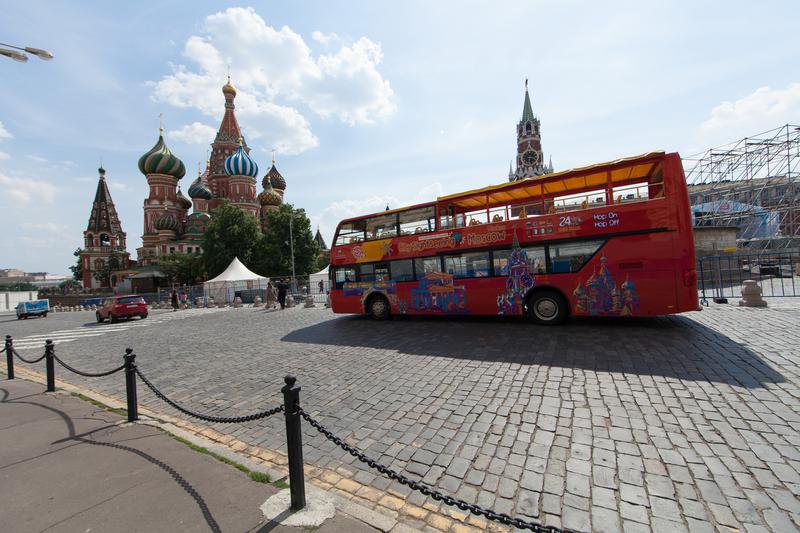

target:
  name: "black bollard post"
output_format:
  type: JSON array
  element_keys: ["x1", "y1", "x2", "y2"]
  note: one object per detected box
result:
[
  {"x1": 282, "y1": 375, "x2": 306, "y2": 511},
  {"x1": 123, "y1": 349, "x2": 138, "y2": 422},
  {"x1": 5, "y1": 335, "x2": 13, "y2": 380},
  {"x1": 45, "y1": 340, "x2": 55, "y2": 392}
]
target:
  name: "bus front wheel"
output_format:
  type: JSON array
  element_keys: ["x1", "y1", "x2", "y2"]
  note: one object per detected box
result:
[
  {"x1": 367, "y1": 295, "x2": 390, "y2": 320},
  {"x1": 526, "y1": 290, "x2": 568, "y2": 325}
]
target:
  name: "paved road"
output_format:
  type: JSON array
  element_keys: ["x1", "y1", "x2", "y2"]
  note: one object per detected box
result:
[{"x1": 2, "y1": 304, "x2": 799, "y2": 532}]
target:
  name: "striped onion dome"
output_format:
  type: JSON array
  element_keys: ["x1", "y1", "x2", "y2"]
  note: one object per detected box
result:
[
  {"x1": 258, "y1": 181, "x2": 283, "y2": 206},
  {"x1": 153, "y1": 212, "x2": 179, "y2": 231},
  {"x1": 224, "y1": 140, "x2": 259, "y2": 178},
  {"x1": 263, "y1": 163, "x2": 286, "y2": 191},
  {"x1": 138, "y1": 132, "x2": 186, "y2": 179},
  {"x1": 188, "y1": 176, "x2": 212, "y2": 200},
  {"x1": 176, "y1": 187, "x2": 192, "y2": 210}
]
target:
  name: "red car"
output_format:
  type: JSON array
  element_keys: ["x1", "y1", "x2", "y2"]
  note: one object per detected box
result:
[{"x1": 96, "y1": 295, "x2": 148, "y2": 323}]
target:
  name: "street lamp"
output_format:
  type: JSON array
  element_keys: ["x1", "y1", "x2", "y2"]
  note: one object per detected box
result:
[{"x1": 0, "y1": 42, "x2": 54, "y2": 62}]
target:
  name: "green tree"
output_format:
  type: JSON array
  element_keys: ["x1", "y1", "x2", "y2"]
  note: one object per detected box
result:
[
  {"x1": 160, "y1": 252, "x2": 207, "y2": 285},
  {"x1": 315, "y1": 249, "x2": 330, "y2": 272},
  {"x1": 96, "y1": 250, "x2": 125, "y2": 287},
  {"x1": 202, "y1": 201, "x2": 263, "y2": 277},
  {"x1": 256, "y1": 203, "x2": 319, "y2": 277},
  {"x1": 69, "y1": 248, "x2": 83, "y2": 281}
]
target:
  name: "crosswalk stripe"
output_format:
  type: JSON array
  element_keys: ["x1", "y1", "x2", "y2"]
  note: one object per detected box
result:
[{"x1": 11, "y1": 308, "x2": 226, "y2": 348}]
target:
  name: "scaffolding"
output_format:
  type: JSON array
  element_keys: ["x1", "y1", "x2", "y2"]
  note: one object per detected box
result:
[{"x1": 683, "y1": 124, "x2": 800, "y2": 249}]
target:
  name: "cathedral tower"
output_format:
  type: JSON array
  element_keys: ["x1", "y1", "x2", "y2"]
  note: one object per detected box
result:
[
  {"x1": 80, "y1": 166, "x2": 131, "y2": 288},
  {"x1": 510, "y1": 80, "x2": 553, "y2": 181},
  {"x1": 137, "y1": 127, "x2": 186, "y2": 263}
]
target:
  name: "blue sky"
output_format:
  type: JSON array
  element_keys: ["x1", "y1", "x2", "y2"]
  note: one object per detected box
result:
[{"x1": 2, "y1": 1, "x2": 799, "y2": 274}]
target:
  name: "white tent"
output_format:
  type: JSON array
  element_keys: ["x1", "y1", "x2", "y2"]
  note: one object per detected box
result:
[
  {"x1": 309, "y1": 266, "x2": 329, "y2": 295},
  {"x1": 203, "y1": 257, "x2": 269, "y2": 304}
]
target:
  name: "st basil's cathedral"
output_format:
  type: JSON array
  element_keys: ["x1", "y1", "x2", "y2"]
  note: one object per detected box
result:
[
  {"x1": 137, "y1": 77, "x2": 287, "y2": 265},
  {"x1": 79, "y1": 78, "x2": 287, "y2": 289}
]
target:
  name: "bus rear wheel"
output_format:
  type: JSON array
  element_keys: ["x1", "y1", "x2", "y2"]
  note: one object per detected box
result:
[
  {"x1": 526, "y1": 290, "x2": 568, "y2": 325},
  {"x1": 367, "y1": 295, "x2": 390, "y2": 320}
]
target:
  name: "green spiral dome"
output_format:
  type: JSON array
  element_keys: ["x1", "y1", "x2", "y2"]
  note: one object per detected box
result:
[{"x1": 138, "y1": 134, "x2": 186, "y2": 179}]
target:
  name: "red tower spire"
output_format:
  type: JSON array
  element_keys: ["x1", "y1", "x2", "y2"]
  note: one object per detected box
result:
[{"x1": 208, "y1": 77, "x2": 249, "y2": 210}]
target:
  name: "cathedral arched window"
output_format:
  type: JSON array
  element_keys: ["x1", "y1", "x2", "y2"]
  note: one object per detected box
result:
[
  {"x1": 526, "y1": 123, "x2": 532, "y2": 134},
  {"x1": 86, "y1": 233, "x2": 94, "y2": 247},
  {"x1": 94, "y1": 258, "x2": 105, "y2": 270},
  {"x1": 100, "y1": 234, "x2": 111, "y2": 247}
]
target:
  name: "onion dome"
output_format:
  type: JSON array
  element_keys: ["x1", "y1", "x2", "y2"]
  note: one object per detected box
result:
[
  {"x1": 258, "y1": 181, "x2": 282, "y2": 207},
  {"x1": 138, "y1": 132, "x2": 186, "y2": 179},
  {"x1": 222, "y1": 76, "x2": 237, "y2": 97},
  {"x1": 188, "y1": 176, "x2": 212, "y2": 200},
  {"x1": 185, "y1": 212, "x2": 211, "y2": 235},
  {"x1": 224, "y1": 139, "x2": 259, "y2": 178},
  {"x1": 263, "y1": 163, "x2": 286, "y2": 191},
  {"x1": 176, "y1": 187, "x2": 192, "y2": 210},
  {"x1": 621, "y1": 275, "x2": 635, "y2": 291},
  {"x1": 153, "y1": 212, "x2": 179, "y2": 231}
]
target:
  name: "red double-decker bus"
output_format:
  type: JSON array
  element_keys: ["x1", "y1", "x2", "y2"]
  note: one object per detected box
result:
[{"x1": 329, "y1": 151, "x2": 698, "y2": 324}]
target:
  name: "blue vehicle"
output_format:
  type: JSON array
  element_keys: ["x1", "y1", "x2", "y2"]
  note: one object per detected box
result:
[{"x1": 16, "y1": 299, "x2": 50, "y2": 319}]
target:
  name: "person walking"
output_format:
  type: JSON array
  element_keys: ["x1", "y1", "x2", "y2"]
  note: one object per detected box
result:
[
  {"x1": 265, "y1": 281, "x2": 277, "y2": 310},
  {"x1": 170, "y1": 289, "x2": 179, "y2": 311},
  {"x1": 318, "y1": 279, "x2": 324, "y2": 294},
  {"x1": 277, "y1": 279, "x2": 287, "y2": 310}
]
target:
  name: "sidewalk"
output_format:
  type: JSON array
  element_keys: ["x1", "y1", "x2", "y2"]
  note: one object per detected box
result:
[{"x1": 0, "y1": 378, "x2": 380, "y2": 533}]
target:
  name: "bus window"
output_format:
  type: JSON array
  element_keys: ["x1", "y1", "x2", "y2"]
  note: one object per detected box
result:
[
  {"x1": 554, "y1": 189, "x2": 606, "y2": 212},
  {"x1": 464, "y1": 209, "x2": 488, "y2": 226},
  {"x1": 334, "y1": 266, "x2": 357, "y2": 288},
  {"x1": 414, "y1": 256, "x2": 442, "y2": 279},
  {"x1": 494, "y1": 247, "x2": 546, "y2": 275},
  {"x1": 444, "y1": 252, "x2": 491, "y2": 278},
  {"x1": 612, "y1": 183, "x2": 649, "y2": 204},
  {"x1": 365, "y1": 213, "x2": 398, "y2": 240},
  {"x1": 549, "y1": 241, "x2": 604, "y2": 273},
  {"x1": 522, "y1": 247, "x2": 547, "y2": 274},
  {"x1": 336, "y1": 221, "x2": 366, "y2": 245},
  {"x1": 390, "y1": 259, "x2": 414, "y2": 281},
  {"x1": 359, "y1": 264, "x2": 374, "y2": 281},
  {"x1": 399, "y1": 206, "x2": 436, "y2": 235}
]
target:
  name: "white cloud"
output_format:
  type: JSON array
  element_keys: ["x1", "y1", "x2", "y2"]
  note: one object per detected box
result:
[
  {"x1": 27, "y1": 154, "x2": 48, "y2": 163},
  {"x1": 150, "y1": 7, "x2": 394, "y2": 154},
  {"x1": 701, "y1": 83, "x2": 800, "y2": 136},
  {"x1": 0, "y1": 151, "x2": 9, "y2": 161},
  {"x1": 312, "y1": 31, "x2": 341, "y2": 47},
  {"x1": 0, "y1": 121, "x2": 11, "y2": 140},
  {"x1": 168, "y1": 122, "x2": 218, "y2": 145},
  {"x1": 109, "y1": 181, "x2": 129, "y2": 191},
  {"x1": 0, "y1": 172, "x2": 58, "y2": 206},
  {"x1": 311, "y1": 183, "x2": 443, "y2": 245}
]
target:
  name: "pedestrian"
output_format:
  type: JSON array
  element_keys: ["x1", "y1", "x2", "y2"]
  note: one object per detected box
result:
[
  {"x1": 277, "y1": 279, "x2": 287, "y2": 310},
  {"x1": 318, "y1": 279, "x2": 324, "y2": 294},
  {"x1": 170, "y1": 289, "x2": 179, "y2": 311},
  {"x1": 265, "y1": 281, "x2": 277, "y2": 309}
]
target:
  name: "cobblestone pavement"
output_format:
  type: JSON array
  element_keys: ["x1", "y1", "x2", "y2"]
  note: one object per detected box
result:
[{"x1": 3, "y1": 304, "x2": 800, "y2": 532}]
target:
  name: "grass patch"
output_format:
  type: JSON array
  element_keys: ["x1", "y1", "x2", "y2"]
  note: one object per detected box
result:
[
  {"x1": 273, "y1": 479, "x2": 290, "y2": 489},
  {"x1": 302, "y1": 526, "x2": 320, "y2": 532},
  {"x1": 249, "y1": 471, "x2": 271, "y2": 483},
  {"x1": 171, "y1": 435, "x2": 271, "y2": 484},
  {"x1": 73, "y1": 393, "x2": 127, "y2": 418}
]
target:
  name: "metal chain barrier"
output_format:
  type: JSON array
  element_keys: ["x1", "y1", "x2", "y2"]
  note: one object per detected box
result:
[
  {"x1": 52, "y1": 354, "x2": 126, "y2": 378},
  {"x1": 135, "y1": 367, "x2": 284, "y2": 423},
  {"x1": 13, "y1": 348, "x2": 47, "y2": 365},
  {"x1": 300, "y1": 409, "x2": 567, "y2": 533}
]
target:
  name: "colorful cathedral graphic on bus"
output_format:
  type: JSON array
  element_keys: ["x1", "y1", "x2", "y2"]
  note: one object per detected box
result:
[{"x1": 573, "y1": 256, "x2": 640, "y2": 316}]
